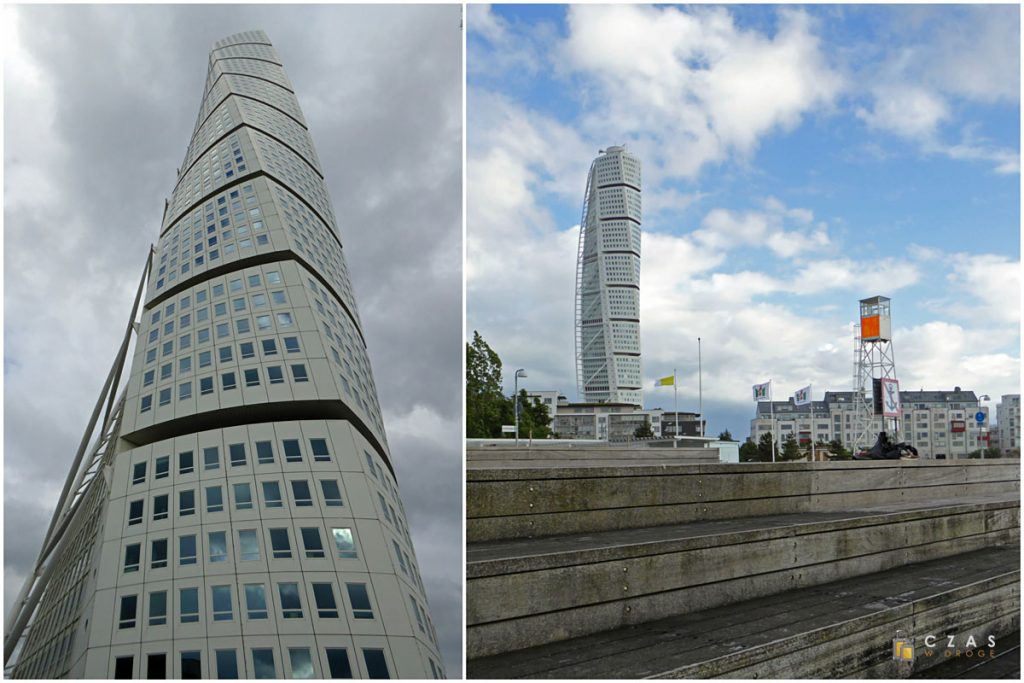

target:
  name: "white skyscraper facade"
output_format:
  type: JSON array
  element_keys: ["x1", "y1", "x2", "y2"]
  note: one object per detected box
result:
[
  {"x1": 575, "y1": 146, "x2": 643, "y2": 406},
  {"x1": 8, "y1": 31, "x2": 445, "y2": 680}
]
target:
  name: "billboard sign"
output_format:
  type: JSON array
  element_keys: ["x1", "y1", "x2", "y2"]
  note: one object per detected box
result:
[{"x1": 880, "y1": 378, "x2": 901, "y2": 417}]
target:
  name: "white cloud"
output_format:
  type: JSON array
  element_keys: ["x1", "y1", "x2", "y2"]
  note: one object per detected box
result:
[
  {"x1": 559, "y1": 4, "x2": 842, "y2": 180},
  {"x1": 929, "y1": 140, "x2": 1020, "y2": 175},
  {"x1": 853, "y1": 6, "x2": 1019, "y2": 173},
  {"x1": 466, "y1": 4, "x2": 546, "y2": 79},
  {"x1": 914, "y1": 5, "x2": 1020, "y2": 104},
  {"x1": 895, "y1": 321, "x2": 1020, "y2": 399},
  {"x1": 856, "y1": 85, "x2": 948, "y2": 138},
  {"x1": 692, "y1": 197, "x2": 830, "y2": 258},
  {"x1": 944, "y1": 252, "x2": 1021, "y2": 325},
  {"x1": 795, "y1": 257, "x2": 921, "y2": 295}
]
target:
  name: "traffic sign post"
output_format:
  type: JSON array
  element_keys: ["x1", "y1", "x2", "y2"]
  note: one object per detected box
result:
[{"x1": 975, "y1": 411, "x2": 987, "y2": 456}]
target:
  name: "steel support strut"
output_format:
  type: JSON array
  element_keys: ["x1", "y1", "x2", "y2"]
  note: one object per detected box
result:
[{"x1": 3, "y1": 248, "x2": 152, "y2": 667}]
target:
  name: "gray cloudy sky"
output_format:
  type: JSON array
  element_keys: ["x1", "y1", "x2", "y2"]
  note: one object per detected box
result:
[{"x1": 4, "y1": 4, "x2": 463, "y2": 675}]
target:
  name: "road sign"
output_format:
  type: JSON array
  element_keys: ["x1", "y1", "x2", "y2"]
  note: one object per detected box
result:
[
  {"x1": 975, "y1": 411, "x2": 985, "y2": 424},
  {"x1": 501, "y1": 425, "x2": 515, "y2": 434}
]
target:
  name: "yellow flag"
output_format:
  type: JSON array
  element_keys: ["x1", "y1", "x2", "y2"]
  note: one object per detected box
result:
[{"x1": 655, "y1": 375, "x2": 674, "y2": 387}]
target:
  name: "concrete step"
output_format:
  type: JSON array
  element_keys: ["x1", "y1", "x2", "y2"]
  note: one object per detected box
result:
[
  {"x1": 466, "y1": 496, "x2": 1019, "y2": 658},
  {"x1": 467, "y1": 459, "x2": 1020, "y2": 543},
  {"x1": 467, "y1": 544, "x2": 1021, "y2": 679}
]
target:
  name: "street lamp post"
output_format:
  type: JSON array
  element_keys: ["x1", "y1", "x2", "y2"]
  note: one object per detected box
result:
[{"x1": 514, "y1": 368, "x2": 527, "y2": 446}]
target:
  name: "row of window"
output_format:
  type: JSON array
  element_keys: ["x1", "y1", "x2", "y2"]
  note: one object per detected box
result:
[
  {"x1": 124, "y1": 524, "x2": 358, "y2": 568},
  {"x1": 121, "y1": 514, "x2": 419, "y2": 595},
  {"x1": 140, "y1": 363, "x2": 309, "y2": 411},
  {"x1": 126, "y1": 479, "x2": 346, "y2": 525},
  {"x1": 128, "y1": 445, "x2": 410, "y2": 546},
  {"x1": 130, "y1": 438, "x2": 331, "y2": 485},
  {"x1": 146, "y1": 290, "x2": 289, "y2": 345},
  {"x1": 142, "y1": 335, "x2": 301, "y2": 391},
  {"x1": 142, "y1": 311, "x2": 297, "y2": 365},
  {"x1": 113, "y1": 643, "x2": 406, "y2": 679},
  {"x1": 149, "y1": 270, "x2": 283, "y2": 324},
  {"x1": 118, "y1": 580, "x2": 377, "y2": 630},
  {"x1": 237, "y1": 96, "x2": 320, "y2": 173},
  {"x1": 156, "y1": 201, "x2": 273, "y2": 293}
]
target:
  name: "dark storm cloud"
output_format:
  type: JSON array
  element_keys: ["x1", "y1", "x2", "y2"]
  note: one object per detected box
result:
[{"x1": 4, "y1": 4, "x2": 463, "y2": 675}]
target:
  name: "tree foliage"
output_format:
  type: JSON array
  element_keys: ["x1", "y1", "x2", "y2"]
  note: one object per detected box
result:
[
  {"x1": 738, "y1": 439, "x2": 760, "y2": 462},
  {"x1": 827, "y1": 439, "x2": 852, "y2": 460},
  {"x1": 780, "y1": 434, "x2": 803, "y2": 461},
  {"x1": 757, "y1": 432, "x2": 775, "y2": 462},
  {"x1": 634, "y1": 421, "x2": 654, "y2": 439},
  {"x1": 718, "y1": 429, "x2": 734, "y2": 442},
  {"x1": 502, "y1": 389, "x2": 552, "y2": 440},
  {"x1": 466, "y1": 331, "x2": 505, "y2": 438},
  {"x1": 466, "y1": 332, "x2": 552, "y2": 439}
]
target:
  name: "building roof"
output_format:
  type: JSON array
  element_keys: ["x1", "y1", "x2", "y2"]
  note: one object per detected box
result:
[
  {"x1": 755, "y1": 400, "x2": 830, "y2": 415},
  {"x1": 755, "y1": 389, "x2": 980, "y2": 417},
  {"x1": 899, "y1": 390, "x2": 978, "y2": 403}
]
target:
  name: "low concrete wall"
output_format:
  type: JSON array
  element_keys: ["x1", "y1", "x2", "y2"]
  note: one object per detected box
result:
[
  {"x1": 467, "y1": 459, "x2": 1021, "y2": 543},
  {"x1": 466, "y1": 446, "x2": 715, "y2": 460},
  {"x1": 466, "y1": 499, "x2": 1020, "y2": 658}
]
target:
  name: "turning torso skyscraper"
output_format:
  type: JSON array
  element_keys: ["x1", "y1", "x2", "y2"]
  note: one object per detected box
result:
[
  {"x1": 8, "y1": 31, "x2": 445, "y2": 680},
  {"x1": 574, "y1": 146, "x2": 643, "y2": 407}
]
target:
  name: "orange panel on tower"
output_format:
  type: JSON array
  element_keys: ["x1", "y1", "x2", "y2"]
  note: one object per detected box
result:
[{"x1": 861, "y1": 314, "x2": 881, "y2": 340}]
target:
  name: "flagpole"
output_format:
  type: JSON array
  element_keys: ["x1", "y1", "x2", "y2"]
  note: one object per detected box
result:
[
  {"x1": 673, "y1": 368, "x2": 677, "y2": 448},
  {"x1": 810, "y1": 386, "x2": 815, "y2": 462},
  {"x1": 698, "y1": 337, "x2": 703, "y2": 438},
  {"x1": 770, "y1": 381, "x2": 777, "y2": 462}
]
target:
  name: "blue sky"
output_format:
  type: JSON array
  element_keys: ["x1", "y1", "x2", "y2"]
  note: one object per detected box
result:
[{"x1": 466, "y1": 4, "x2": 1020, "y2": 438}]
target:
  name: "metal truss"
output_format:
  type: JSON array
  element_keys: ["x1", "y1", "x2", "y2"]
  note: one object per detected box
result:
[
  {"x1": 574, "y1": 158, "x2": 599, "y2": 400},
  {"x1": 852, "y1": 330, "x2": 899, "y2": 453},
  {"x1": 4, "y1": 248, "x2": 153, "y2": 667}
]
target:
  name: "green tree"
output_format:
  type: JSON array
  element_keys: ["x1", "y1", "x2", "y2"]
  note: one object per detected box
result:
[
  {"x1": 738, "y1": 439, "x2": 760, "y2": 462},
  {"x1": 634, "y1": 420, "x2": 655, "y2": 439},
  {"x1": 513, "y1": 389, "x2": 552, "y2": 440},
  {"x1": 780, "y1": 434, "x2": 803, "y2": 461},
  {"x1": 718, "y1": 429, "x2": 734, "y2": 442},
  {"x1": 466, "y1": 331, "x2": 505, "y2": 438},
  {"x1": 757, "y1": 432, "x2": 775, "y2": 461},
  {"x1": 984, "y1": 446, "x2": 1003, "y2": 459},
  {"x1": 827, "y1": 439, "x2": 852, "y2": 460}
]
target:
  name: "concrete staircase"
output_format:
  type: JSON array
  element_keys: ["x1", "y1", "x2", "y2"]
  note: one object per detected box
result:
[{"x1": 466, "y1": 459, "x2": 1020, "y2": 678}]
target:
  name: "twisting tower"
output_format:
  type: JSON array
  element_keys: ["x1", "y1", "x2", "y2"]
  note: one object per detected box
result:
[
  {"x1": 6, "y1": 30, "x2": 445, "y2": 680},
  {"x1": 574, "y1": 146, "x2": 643, "y2": 406}
]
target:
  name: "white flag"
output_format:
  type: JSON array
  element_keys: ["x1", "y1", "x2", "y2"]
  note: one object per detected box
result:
[
  {"x1": 794, "y1": 385, "x2": 811, "y2": 406},
  {"x1": 752, "y1": 381, "x2": 771, "y2": 402}
]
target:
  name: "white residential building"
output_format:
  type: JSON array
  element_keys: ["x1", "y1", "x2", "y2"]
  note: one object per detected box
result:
[
  {"x1": 553, "y1": 403, "x2": 663, "y2": 441},
  {"x1": 750, "y1": 389, "x2": 987, "y2": 459},
  {"x1": 524, "y1": 391, "x2": 563, "y2": 420},
  {"x1": 996, "y1": 394, "x2": 1020, "y2": 455}
]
